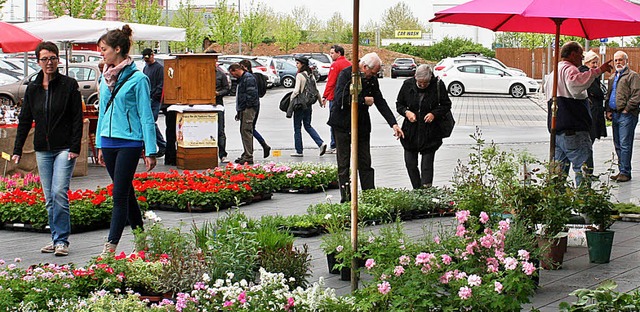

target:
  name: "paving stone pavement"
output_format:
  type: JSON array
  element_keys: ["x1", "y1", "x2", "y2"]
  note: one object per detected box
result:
[{"x1": 3, "y1": 80, "x2": 640, "y2": 310}]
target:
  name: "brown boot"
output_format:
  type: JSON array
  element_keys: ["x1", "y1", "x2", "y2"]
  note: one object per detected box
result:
[{"x1": 617, "y1": 174, "x2": 631, "y2": 182}]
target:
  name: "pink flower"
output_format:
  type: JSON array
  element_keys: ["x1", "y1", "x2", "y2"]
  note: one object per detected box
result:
[
  {"x1": 479, "y1": 211, "x2": 489, "y2": 224},
  {"x1": 494, "y1": 281, "x2": 503, "y2": 293},
  {"x1": 458, "y1": 286, "x2": 472, "y2": 300},
  {"x1": 441, "y1": 254, "x2": 452, "y2": 265},
  {"x1": 518, "y1": 249, "x2": 530, "y2": 261},
  {"x1": 399, "y1": 255, "x2": 411, "y2": 266},
  {"x1": 223, "y1": 301, "x2": 233, "y2": 307},
  {"x1": 434, "y1": 236, "x2": 441, "y2": 244},
  {"x1": 498, "y1": 219, "x2": 511, "y2": 233},
  {"x1": 377, "y1": 281, "x2": 391, "y2": 295},
  {"x1": 415, "y1": 252, "x2": 435, "y2": 265},
  {"x1": 522, "y1": 261, "x2": 536, "y2": 276},
  {"x1": 365, "y1": 258, "x2": 376, "y2": 270},
  {"x1": 504, "y1": 257, "x2": 518, "y2": 270},
  {"x1": 480, "y1": 234, "x2": 494, "y2": 248},
  {"x1": 394, "y1": 265, "x2": 405, "y2": 276},
  {"x1": 465, "y1": 241, "x2": 477, "y2": 255},
  {"x1": 336, "y1": 245, "x2": 344, "y2": 253},
  {"x1": 467, "y1": 274, "x2": 482, "y2": 287},
  {"x1": 454, "y1": 270, "x2": 468, "y2": 280},
  {"x1": 238, "y1": 291, "x2": 247, "y2": 304},
  {"x1": 456, "y1": 210, "x2": 470, "y2": 224},
  {"x1": 440, "y1": 271, "x2": 454, "y2": 284},
  {"x1": 380, "y1": 273, "x2": 389, "y2": 280},
  {"x1": 455, "y1": 224, "x2": 467, "y2": 237},
  {"x1": 286, "y1": 297, "x2": 295, "y2": 308}
]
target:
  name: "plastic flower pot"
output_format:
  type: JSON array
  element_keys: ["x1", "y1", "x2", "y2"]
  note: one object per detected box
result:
[
  {"x1": 538, "y1": 236, "x2": 568, "y2": 270},
  {"x1": 326, "y1": 253, "x2": 340, "y2": 274},
  {"x1": 585, "y1": 230, "x2": 615, "y2": 264}
]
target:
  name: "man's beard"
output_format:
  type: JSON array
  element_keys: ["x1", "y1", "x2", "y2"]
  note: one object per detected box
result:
[{"x1": 616, "y1": 64, "x2": 628, "y2": 72}]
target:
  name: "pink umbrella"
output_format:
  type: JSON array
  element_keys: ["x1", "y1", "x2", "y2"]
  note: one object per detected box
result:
[
  {"x1": 430, "y1": 0, "x2": 640, "y2": 160},
  {"x1": 0, "y1": 21, "x2": 42, "y2": 53}
]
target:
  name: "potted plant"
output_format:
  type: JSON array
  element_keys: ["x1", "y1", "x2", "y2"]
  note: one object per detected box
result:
[
  {"x1": 575, "y1": 179, "x2": 616, "y2": 263},
  {"x1": 536, "y1": 168, "x2": 573, "y2": 269}
]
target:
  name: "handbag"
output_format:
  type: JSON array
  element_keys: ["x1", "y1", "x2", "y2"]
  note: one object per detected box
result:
[
  {"x1": 279, "y1": 91, "x2": 292, "y2": 112},
  {"x1": 435, "y1": 78, "x2": 455, "y2": 138}
]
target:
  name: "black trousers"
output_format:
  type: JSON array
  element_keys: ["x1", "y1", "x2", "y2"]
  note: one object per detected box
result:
[
  {"x1": 334, "y1": 130, "x2": 374, "y2": 202},
  {"x1": 403, "y1": 150, "x2": 436, "y2": 189},
  {"x1": 163, "y1": 108, "x2": 177, "y2": 165}
]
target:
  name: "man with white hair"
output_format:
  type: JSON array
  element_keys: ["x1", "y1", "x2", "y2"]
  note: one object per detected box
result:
[
  {"x1": 328, "y1": 52, "x2": 404, "y2": 203},
  {"x1": 605, "y1": 51, "x2": 640, "y2": 182}
]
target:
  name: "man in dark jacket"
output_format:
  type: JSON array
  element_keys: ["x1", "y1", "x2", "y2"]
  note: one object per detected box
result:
[
  {"x1": 142, "y1": 48, "x2": 166, "y2": 157},
  {"x1": 396, "y1": 65, "x2": 452, "y2": 189},
  {"x1": 215, "y1": 65, "x2": 230, "y2": 163},
  {"x1": 13, "y1": 42, "x2": 83, "y2": 256},
  {"x1": 229, "y1": 63, "x2": 259, "y2": 164},
  {"x1": 328, "y1": 52, "x2": 404, "y2": 203}
]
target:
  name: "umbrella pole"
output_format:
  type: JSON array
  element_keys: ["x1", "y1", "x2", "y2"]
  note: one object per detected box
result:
[
  {"x1": 549, "y1": 19, "x2": 563, "y2": 163},
  {"x1": 350, "y1": 0, "x2": 361, "y2": 293}
]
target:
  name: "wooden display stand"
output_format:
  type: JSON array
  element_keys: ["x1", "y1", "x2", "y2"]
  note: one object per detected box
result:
[
  {"x1": 174, "y1": 110, "x2": 220, "y2": 170},
  {"x1": 163, "y1": 53, "x2": 220, "y2": 105}
]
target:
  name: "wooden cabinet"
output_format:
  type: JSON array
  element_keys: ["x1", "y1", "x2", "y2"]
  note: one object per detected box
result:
[{"x1": 163, "y1": 54, "x2": 220, "y2": 105}]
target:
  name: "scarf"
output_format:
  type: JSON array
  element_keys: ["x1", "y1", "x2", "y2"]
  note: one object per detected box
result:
[{"x1": 103, "y1": 57, "x2": 133, "y2": 91}]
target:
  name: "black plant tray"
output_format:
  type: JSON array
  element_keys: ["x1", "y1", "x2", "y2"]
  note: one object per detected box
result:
[
  {"x1": 286, "y1": 226, "x2": 322, "y2": 238},
  {"x1": 2, "y1": 221, "x2": 109, "y2": 233}
]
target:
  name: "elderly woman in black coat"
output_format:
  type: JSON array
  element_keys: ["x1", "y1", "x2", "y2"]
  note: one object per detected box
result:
[
  {"x1": 396, "y1": 65, "x2": 452, "y2": 189},
  {"x1": 579, "y1": 50, "x2": 607, "y2": 174}
]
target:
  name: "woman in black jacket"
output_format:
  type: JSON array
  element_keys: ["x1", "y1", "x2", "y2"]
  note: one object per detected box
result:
[
  {"x1": 396, "y1": 65, "x2": 452, "y2": 189},
  {"x1": 579, "y1": 50, "x2": 607, "y2": 174},
  {"x1": 12, "y1": 41, "x2": 83, "y2": 256}
]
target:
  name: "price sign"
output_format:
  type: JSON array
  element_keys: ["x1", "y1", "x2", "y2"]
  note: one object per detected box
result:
[
  {"x1": 272, "y1": 150, "x2": 282, "y2": 157},
  {"x1": 1, "y1": 152, "x2": 10, "y2": 161}
]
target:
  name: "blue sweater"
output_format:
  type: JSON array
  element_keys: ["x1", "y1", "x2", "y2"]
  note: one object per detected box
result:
[{"x1": 95, "y1": 62, "x2": 157, "y2": 156}]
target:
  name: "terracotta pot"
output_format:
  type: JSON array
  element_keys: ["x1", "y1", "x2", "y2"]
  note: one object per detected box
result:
[{"x1": 538, "y1": 236, "x2": 568, "y2": 270}]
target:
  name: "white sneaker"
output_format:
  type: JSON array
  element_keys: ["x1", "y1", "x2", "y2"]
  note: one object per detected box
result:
[
  {"x1": 319, "y1": 143, "x2": 327, "y2": 156},
  {"x1": 326, "y1": 148, "x2": 337, "y2": 154},
  {"x1": 290, "y1": 153, "x2": 303, "y2": 157},
  {"x1": 220, "y1": 157, "x2": 229, "y2": 163}
]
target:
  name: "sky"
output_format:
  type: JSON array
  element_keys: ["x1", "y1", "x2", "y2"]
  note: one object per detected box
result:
[{"x1": 1, "y1": 0, "x2": 436, "y2": 25}]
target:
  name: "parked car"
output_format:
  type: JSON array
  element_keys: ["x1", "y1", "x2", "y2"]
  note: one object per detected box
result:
[
  {"x1": 440, "y1": 63, "x2": 539, "y2": 98},
  {"x1": 434, "y1": 54, "x2": 526, "y2": 78},
  {"x1": 255, "y1": 56, "x2": 281, "y2": 86},
  {"x1": 275, "y1": 59, "x2": 298, "y2": 88},
  {"x1": 274, "y1": 54, "x2": 321, "y2": 81},
  {"x1": 218, "y1": 55, "x2": 279, "y2": 88},
  {"x1": 292, "y1": 53, "x2": 332, "y2": 81},
  {"x1": 0, "y1": 63, "x2": 101, "y2": 106},
  {"x1": 391, "y1": 58, "x2": 417, "y2": 78},
  {"x1": 218, "y1": 59, "x2": 268, "y2": 96},
  {"x1": 68, "y1": 50, "x2": 103, "y2": 63},
  {"x1": 0, "y1": 59, "x2": 38, "y2": 77}
]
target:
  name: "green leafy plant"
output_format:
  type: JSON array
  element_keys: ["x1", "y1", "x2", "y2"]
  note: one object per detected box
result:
[
  {"x1": 559, "y1": 280, "x2": 640, "y2": 311},
  {"x1": 259, "y1": 245, "x2": 312, "y2": 288},
  {"x1": 575, "y1": 178, "x2": 615, "y2": 232}
]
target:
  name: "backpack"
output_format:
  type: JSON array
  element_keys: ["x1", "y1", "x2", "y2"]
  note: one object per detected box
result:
[
  {"x1": 253, "y1": 72, "x2": 267, "y2": 98},
  {"x1": 294, "y1": 72, "x2": 319, "y2": 108}
]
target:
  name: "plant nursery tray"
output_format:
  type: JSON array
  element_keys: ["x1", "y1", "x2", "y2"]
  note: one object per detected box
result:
[
  {"x1": 2, "y1": 222, "x2": 49, "y2": 233},
  {"x1": 620, "y1": 213, "x2": 640, "y2": 222},
  {"x1": 286, "y1": 226, "x2": 322, "y2": 238},
  {"x1": 278, "y1": 187, "x2": 324, "y2": 194}
]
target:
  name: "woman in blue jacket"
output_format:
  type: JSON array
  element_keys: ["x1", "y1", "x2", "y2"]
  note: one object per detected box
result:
[{"x1": 96, "y1": 25, "x2": 157, "y2": 255}]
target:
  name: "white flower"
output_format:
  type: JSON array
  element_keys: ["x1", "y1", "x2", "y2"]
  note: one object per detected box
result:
[
  {"x1": 202, "y1": 273, "x2": 211, "y2": 282},
  {"x1": 324, "y1": 213, "x2": 332, "y2": 220}
]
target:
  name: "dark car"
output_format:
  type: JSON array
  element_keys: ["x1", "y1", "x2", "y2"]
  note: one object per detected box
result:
[
  {"x1": 275, "y1": 59, "x2": 298, "y2": 88},
  {"x1": 391, "y1": 58, "x2": 417, "y2": 78},
  {"x1": 273, "y1": 54, "x2": 320, "y2": 81}
]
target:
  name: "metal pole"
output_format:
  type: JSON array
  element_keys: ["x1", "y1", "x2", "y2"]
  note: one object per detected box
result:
[
  {"x1": 238, "y1": 0, "x2": 242, "y2": 54},
  {"x1": 350, "y1": 0, "x2": 360, "y2": 293},
  {"x1": 23, "y1": 0, "x2": 28, "y2": 77}
]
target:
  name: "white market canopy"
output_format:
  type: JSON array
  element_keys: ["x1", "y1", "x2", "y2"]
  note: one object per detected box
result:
[{"x1": 15, "y1": 16, "x2": 185, "y2": 42}]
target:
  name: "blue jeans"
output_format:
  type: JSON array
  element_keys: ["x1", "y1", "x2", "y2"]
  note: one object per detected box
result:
[
  {"x1": 612, "y1": 112, "x2": 638, "y2": 176},
  {"x1": 151, "y1": 99, "x2": 166, "y2": 150},
  {"x1": 36, "y1": 150, "x2": 76, "y2": 247},
  {"x1": 555, "y1": 131, "x2": 592, "y2": 186},
  {"x1": 102, "y1": 147, "x2": 144, "y2": 244},
  {"x1": 293, "y1": 107, "x2": 324, "y2": 154}
]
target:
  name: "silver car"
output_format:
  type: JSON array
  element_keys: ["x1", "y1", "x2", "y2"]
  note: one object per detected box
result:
[{"x1": 0, "y1": 63, "x2": 101, "y2": 106}]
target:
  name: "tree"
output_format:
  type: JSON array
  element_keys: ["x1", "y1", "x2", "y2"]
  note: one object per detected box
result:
[
  {"x1": 118, "y1": 0, "x2": 164, "y2": 25},
  {"x1": 379, "y1": 2, "x2": 424, "y2": 38},
  {"x1": 274, "y1": 15, "x2": 301, "y2": 52},
  {"x1": 208, "y1": 0, "x2": 238, "y2": 53},
  {"x1": 0, "y1": 0, "x2": 7, "y2": 12},
  {"x1": 324, "y1": 12, "x2": 351, "y2": 44},
  {"x1": 291, "y1": 6, "x2": 321, "y2": 42},
  {"x1": 424, "y1": 37, "x2": 494, "y2": 61},
  {"x1": 241, "y1": 1, "x2": 270, "y2": 53},
  {"x1": 46, "y1": 0, "x2": 105, "y2": 19},
  {"x1": 169, "y1": 0, "x2": 205, "y2": 53}
]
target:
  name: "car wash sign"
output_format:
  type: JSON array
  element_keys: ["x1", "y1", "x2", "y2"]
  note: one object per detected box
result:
[{"x1": 395, "y1": 30, "x2": 422, "y2": 39}]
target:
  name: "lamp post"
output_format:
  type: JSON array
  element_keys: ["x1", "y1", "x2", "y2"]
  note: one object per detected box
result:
[{"x1": 238, "y1": 0, "x2": 242, "y2": 54}]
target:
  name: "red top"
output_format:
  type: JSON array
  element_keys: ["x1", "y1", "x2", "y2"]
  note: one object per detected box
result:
[{"x1": 323, "y1": 56, "x2": 352, "y2": 101}]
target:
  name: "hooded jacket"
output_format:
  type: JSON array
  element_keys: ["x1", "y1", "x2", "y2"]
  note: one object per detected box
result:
[{"x1": 14, "y1": 70, "x2": 83, "y2": 156}]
